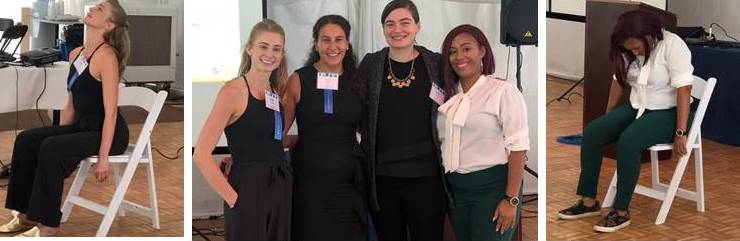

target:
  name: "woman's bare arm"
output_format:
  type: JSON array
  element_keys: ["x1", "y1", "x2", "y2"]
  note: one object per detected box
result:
[{"x1": 193, "y1": 81, "x2": 243, "y2": 207}]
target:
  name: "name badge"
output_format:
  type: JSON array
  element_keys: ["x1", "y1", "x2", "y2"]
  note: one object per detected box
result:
[
  {"x1": 429, "y1": 82, "x2": 446, "y2": 105},
  {"x1": 265, "y1": 90, "x2": 280, "y2": 112},
  {"x1": 317, "y1": 72, "x2": 339, "y2": 90}
]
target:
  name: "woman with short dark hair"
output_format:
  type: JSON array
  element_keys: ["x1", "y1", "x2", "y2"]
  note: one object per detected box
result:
[{"x1": 358, "y1": 0, "x2": 451, "y2": 240}]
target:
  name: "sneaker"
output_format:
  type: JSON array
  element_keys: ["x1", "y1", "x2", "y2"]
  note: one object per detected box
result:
[
  {"x1": 593, "y1": 210, "x2": 631, "y2": 233},
  {"x1": 557, "y1": 199, "x2": 601, "y2": 220}
]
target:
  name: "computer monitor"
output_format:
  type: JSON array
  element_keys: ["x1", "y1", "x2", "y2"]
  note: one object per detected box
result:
[{"x1": 121, "y1": 6, "x2": 178, "y2": 84}]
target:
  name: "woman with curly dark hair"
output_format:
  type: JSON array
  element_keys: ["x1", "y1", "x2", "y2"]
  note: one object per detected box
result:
[{"x1": 283, "y1": 14, "x2": 367, "y2": 240}]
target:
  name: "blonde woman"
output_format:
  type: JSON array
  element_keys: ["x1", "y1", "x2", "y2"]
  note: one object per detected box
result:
[
  {"x1": 193, "y1": 19, "x2": 291, "y2": 241},
  {"x1": 1, "y1": 0, "x2": 130, "y2": 237}
]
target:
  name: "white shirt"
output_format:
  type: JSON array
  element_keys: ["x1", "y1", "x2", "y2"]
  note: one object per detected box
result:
[
  {"x1": 626, "y1": 29, "x2": 693, "y2": 118},
  {"x1": 436, "y1": 75, "x2": 530, "y2": 174}
]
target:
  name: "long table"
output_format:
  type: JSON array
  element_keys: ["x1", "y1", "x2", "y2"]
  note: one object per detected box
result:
[
  {"x1": 0, "y1": 62, "x2": 69, "y2": 123},
  {"x1": 689, "y1": 45, "x2": 740, "y2": 146}
]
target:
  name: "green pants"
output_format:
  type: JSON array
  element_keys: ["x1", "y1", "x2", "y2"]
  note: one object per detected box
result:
[
  {"x1": 447, "y1": 164, "x2": 522, "y2": 241},
  {"x1": 577, "y1": 105, "x2": 687, "y2": 211}
]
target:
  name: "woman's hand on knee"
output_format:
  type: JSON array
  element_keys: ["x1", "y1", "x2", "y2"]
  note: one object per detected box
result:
[
  {"x1": 95, "y1": 158, "x2": 110, "y2": 182},
  {"x1": 493, "y1": 200, "x2": 516, "y2": 234},
  {"x1": 673, "y1": 135, "x2": 688, "y2": 156}
]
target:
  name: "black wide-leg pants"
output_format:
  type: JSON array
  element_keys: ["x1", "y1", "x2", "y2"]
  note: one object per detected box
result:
[{"x1": 5, "y1": 120, "x2": 128, "y2": 227}]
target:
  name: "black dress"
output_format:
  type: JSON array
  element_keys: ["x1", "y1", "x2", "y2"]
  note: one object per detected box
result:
[
  {"x1": 5, "y1": 43, "x2": 129, "y2": 228},
  {"x1": 291, "y1": 66, "x2": 367, "y2": 240},
  {"x1": 222, "y1": 76, "x2": 292, "y2": 241}
]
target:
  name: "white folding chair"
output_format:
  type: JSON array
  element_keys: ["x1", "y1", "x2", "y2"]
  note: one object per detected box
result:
[
  {"x1": 60, "y1": 86, "x2": 168, "y2": 236},
  {"x1": 602, "y1": 76, "x2": 717, "y2": 225}
]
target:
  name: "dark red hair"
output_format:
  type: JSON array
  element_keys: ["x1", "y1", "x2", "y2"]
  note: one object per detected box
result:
[
  {"x1": 440, "y1": 24, "x2": 495, "y2": 100},
  {"x1": 610, "y1": 10, "x2": 664, "y2": 87}
]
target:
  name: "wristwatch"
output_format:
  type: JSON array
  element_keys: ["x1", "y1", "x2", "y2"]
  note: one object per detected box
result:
[
  {"x1": 503, "y1": 195, "x2": 520, "y2": 207},
  {"x1": 675, "y1": 128, "x2": 686, "y2": 137}
]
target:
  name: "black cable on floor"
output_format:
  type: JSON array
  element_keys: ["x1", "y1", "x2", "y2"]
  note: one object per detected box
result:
[
  {"x1": 35, "y1": 66, "x2": 48, "y2": 126},
  {"x1": 15, "y1": 66, "x2": 19, "y2": 137},
  {"x1": 153, "y1": 146, "x2": 184, "y2": 160},
  {"x1": 546, "y1": 91, "x2": 583, "y2": 106},
  {"x1": 192, "y1": 226, "x2": 213, "y2": 241}
]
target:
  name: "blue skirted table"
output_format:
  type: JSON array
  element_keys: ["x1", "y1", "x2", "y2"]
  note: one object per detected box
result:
[{"x1": 689, "y1": 45, "x2": 740, "y2": 146}]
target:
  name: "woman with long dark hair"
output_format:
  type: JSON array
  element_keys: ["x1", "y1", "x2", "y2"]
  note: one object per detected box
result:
[
  {"x1": 558, "y1": 10, "x2": 694, "y2": 233},
  {"x1": 1, "y1": 0, "x2": 130, "y2": 237},
  {"x1": 438, "y1": 24, "x2": 529, "y2": 241},
  {"x1": 358, "y1": 0, "x2": 451, "y2": 240},
  {"x1": 193, "y1": 19, "x2": 292, "y2": 241},
  {"x1": 282, "y1": 15, "x2": 367, "y2": 240}
]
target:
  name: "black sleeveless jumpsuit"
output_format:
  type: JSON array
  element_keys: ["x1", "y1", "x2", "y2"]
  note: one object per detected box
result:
[
  {"x1": 222, "y1": 76, "x2": 292, "y2": 241},
  {"x1": 5, "y1": 43, "x2": 129, "y2": 228}
]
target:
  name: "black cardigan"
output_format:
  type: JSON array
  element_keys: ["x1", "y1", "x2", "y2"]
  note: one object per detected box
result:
[{"x1": 358, "y1": 45, "x2": 454, "y2": 212}]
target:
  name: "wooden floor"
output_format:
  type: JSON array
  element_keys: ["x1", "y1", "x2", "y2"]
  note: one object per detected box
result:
[
  {"x1": 546, "y1": 76, "x2": 740, "y2": 240},
  {"x1": 193, "y1": 198, "x2": 538, "y2": 241},
  {"x1": 193, "y1": 147, "x2": 538, "y2": 240},
  {"x1": 0, "y1": 104, "x2": 183, "y2": 237}
]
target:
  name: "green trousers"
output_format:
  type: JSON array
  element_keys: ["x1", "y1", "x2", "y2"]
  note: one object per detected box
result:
[
  {"x1": 577, "y1": 105, "x2": 688, "y2": 211},
  {"x1": 447, "y1": 164, "x2": 522, "y2": 241}
]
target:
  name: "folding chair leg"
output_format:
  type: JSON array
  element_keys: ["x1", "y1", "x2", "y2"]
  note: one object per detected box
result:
[
  {"x1": 655, "y1": 155, "x2": 692, "y2": 225},
  {"x1": 147, "y1": 161, "x2": 160, "y2": 229},
  {"x1": 61, "y1": 161, "x2": 92, "y2": 223},
  {"x1": 694, "y1": 147, "x2": 705, "y2": 212},
  {"x1": 650, "y1": 150, "x2": 660, "y2": 188},
  {"x1": 112, "y1": 164, "x2": 126, "y2": 217},
  {"x1": 602, "y1": 170, "x2": 618, "y2": 208},
  {"x1": 96, "y1": 162, "x2": 139, "y2": 237}
]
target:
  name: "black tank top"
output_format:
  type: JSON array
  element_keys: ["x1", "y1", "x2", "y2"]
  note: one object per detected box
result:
[
  {"x1": 66, "y1": 43, "x2": 125, "y2": 131},
  {"x1": 224, "y1": 76, "x2": 284, "y2": 162}
]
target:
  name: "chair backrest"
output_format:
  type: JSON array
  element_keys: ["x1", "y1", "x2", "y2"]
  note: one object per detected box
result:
[
  {"x1": 0, "y1": 25, "x2": 28, "y2": 55},
  {"x1": 691, "y1": 76, "x2": 708, "y2": 99},
  {"x1": 0, "y1": 18, "x2": 13, "y2": 32},
  {"x1": 118, "y1": 86, "x2": 168, "y2": 160},
  {"x1": 686, "y1": 76, "x2": 717, "y2": 146}
]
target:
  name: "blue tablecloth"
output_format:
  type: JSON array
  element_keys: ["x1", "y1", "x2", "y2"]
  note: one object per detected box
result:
[{"x1": 689, "y1": 45, "x2": 740, "y2": 146}]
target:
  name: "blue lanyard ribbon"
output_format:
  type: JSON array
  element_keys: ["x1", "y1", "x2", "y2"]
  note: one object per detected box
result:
[
  {"x1": 324, "y1": 89, "x2": 334, "y2": 114},
  {"x1": 67, "y1": 71, "x2": 80, "y2": 91},
  {"x1": 274, "y1": 110, "x2": 283, "y2": 141}
]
